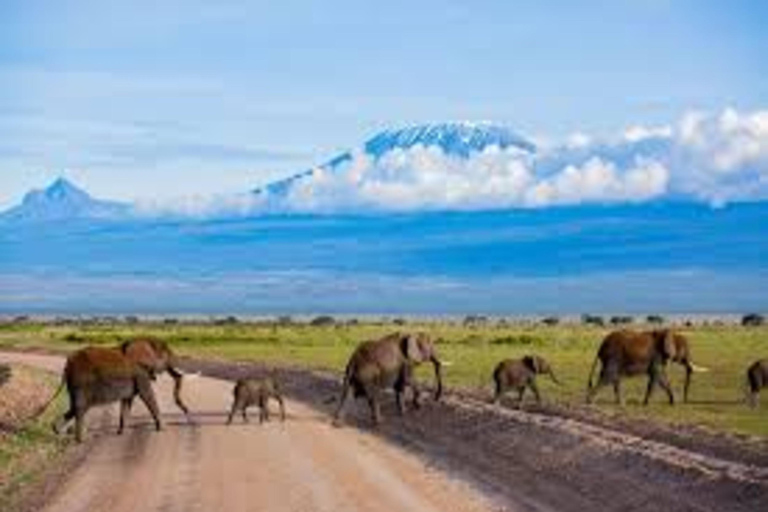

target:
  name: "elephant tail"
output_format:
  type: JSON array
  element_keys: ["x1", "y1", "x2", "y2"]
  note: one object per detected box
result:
[
  {"x1": 30, "y1": 374, "x2": 66, "y2": 420},
  {"x1": 586, "y1": 355, "x2": 600, "y2": 392}
]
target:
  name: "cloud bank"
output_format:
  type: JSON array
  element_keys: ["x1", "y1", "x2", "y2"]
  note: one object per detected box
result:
[{"x1": 257, "y1": 107, "x2": 768, "y2": 213}]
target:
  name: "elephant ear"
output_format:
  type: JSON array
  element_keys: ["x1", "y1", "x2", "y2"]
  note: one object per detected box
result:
[
  {"x1": 659, "y1": 330, "x2": 677, "y2": 360},
  {"x1": 402, "y1": 334, "x2": 425, "y2": 363},
  {"x1": 522, "y1": 355, "x2": 538, "y2": 373}
]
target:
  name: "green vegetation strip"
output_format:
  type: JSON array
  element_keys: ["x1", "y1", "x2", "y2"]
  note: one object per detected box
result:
[{"x1": 1, "y1": 321, "x2": 767, "y2": 438}]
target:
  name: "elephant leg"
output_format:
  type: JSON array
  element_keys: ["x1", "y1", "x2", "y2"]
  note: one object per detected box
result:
[
  {"x1": 529, "y1": 380, "x2": 541, "y2": 404},
  {"x1": 242, "y1": 407, "x2": 249, "y2": 423},
  {"x1": 683, "y1": 365, "x2": 693, "y2": 403},
  {"x1": 364, "y1": 385, "x2": 382, "y2": 426},
  {"x1": 515, "y1": 387, "x2": 525, "y2": 408},
  {"x1": 136, "y1": 379, "x2": 162, "y2": 431},
  {"x1": 613, "y1": 379, "x2": 624, "y2": 406},
  {"x1": 275, "y1": 394, "x2": 286, "y2": 422},
  {"x1": 492, "y1": 379, "x2": 504, "y2": 405},
  {"x1": 658, "y1": 372, "x2": 675, "y2": 405},
  {"x1": 118, "y1": 397, "x2": 134, "y2": 435},
  {"x1": 73, "y1": 400, "x2": 87, "y2": 443},
  {"x1": 642, "y1": 372, "x2": 656, "y2": 405},
  {"x1": 226, "y1": 402, "x2": 238, "y2": 425},
  {"x1": 748, "y1": 391, "x2": 759, "y2": 408},
  {"x1": 332, "y1": 380, "x2": 352, "y2": 426},
  {"x1": 53, "y1": 407, "x2": 75, "y2": 435},
  {"x1": 394, "y1": 371, "x2": 407, "y2": 415}
]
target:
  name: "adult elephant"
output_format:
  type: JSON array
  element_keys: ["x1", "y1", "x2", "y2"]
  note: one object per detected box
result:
[
  {"x1": 333, "y1": 332, "x2": 444, "y2": 426},
  {"x1": 120, "y1": 337, "x2": 192, "y2": 419},
  {"x1": 586, "y1": 329, "x2": 708, "y2": 405},
  {"x1": 746, "y1": 359, "x2": 768, "y2": 407}
]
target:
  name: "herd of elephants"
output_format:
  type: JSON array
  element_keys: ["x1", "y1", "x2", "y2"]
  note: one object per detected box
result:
[{"x1": 2, "y1": 328, "x2": 768, "y2": 443}]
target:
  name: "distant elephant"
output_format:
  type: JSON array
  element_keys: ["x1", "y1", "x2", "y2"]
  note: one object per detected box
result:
[
  {"x1": 0, "y1": 364, "x2": 10, "y2": 388},
  {"x1": 333, "y1": 332, "x2": 444, "y2": 426},
  {"x1": 586, "y1": 329, "x2": 708, "y2": 405},
  {"x1": 46, "y1": 346, "x2": 162, "y2": 442},
  {"x1": 227, "y1": 377, "x2": 286, "y2": 424},
  {"x1": 746, "y1": 359, "x2": 768, "y2": 408},
  {"x1": 120, "y1": 337, "x2": 191, "y2": 419},
  {"x1": 493, "y1": 355, "x2": 560, "y2": 407}
]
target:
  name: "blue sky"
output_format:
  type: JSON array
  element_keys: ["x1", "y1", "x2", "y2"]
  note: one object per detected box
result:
[{"x1": 2, "y1": 0, "x2": 767, "y2": 209}]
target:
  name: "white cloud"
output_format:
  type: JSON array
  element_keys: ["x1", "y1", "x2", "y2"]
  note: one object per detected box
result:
[{"x1": 119, "y1": 107, "x2": 768, "y2": 215}]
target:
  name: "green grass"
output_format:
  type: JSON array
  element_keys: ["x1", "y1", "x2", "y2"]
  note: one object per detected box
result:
[
  {"x1": 1, "y1": 321, "x2": 767, "y2": 438},
  {"x1": 0, "y1": 366, "x2": 68, "y2": 511}
]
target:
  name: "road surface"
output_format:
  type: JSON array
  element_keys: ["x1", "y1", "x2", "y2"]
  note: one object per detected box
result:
[{"x1": 0, "y1": 352, "x2": 497, "y2": 512}]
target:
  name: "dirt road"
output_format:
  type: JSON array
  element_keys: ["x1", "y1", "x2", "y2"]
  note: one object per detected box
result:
[{"x1": 0, "y1": 352, "x2": 495, "y2": 512}]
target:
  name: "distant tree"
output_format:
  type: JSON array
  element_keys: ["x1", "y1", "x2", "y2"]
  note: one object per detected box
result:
[
  {"x1": 581, "y1": 314, "x2": 604, "y2": 327},
  {"x1": 276, "y1": 315, "x2": 294, "y2": 326},
  {"x1": 163, "y1": 318, "x2": 179, "y2": 325},
  {"x1": 463, "y1": 315, "x2": 489, "y2": 327},
  {"x1": 610, "y1": 315, "x2": 634, "y2": 325},
  {"x1": 541, "y1": 316, "x2": 560, "y2": 326},
  {"x1": 124, "y1": 315, "x2": 140, "y2": 325},
  {"x1": 310, "y1": 315, "x2": 336, "y2": 327},
  {"x1": 742, "y1": 313, "x2": 765, "y2": 327},
  {"x1": 646, "y1": 314, "x2": 665, "y2": 325},
  {"x1": 392, "y1": 318, "x2": 407, "y2": 326},
  {"x1": 12, "y1": 315, "x2": 29, "y2": 324}
]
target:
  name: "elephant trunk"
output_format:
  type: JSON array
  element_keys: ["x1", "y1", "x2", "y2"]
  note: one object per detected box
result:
[{"x1": 431, "y1": 356, "x2": 443, "y2": 401}]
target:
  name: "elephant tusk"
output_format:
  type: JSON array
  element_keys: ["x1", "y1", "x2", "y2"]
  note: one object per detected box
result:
[
  {"x1": 689, "y1": 363, "x2": 710, "y2": 373},
  {"x1": 440, "y1": 360, "x2": 454, "y2": 367},
  {"x1": 179, "y1": 371, "x2": 201, "y2": 380}
]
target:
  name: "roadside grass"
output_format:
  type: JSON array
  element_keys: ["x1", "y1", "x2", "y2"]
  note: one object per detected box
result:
[
  {"x1": 1, "y1": 321, "x2": 767, "y2": 438},
  {"x1": 0, "y1": 364, "x2": 68, "y2": 511}
]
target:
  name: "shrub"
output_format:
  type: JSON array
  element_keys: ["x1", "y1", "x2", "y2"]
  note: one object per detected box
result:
[
  {"x1": 610, "y1": 315, "x2": 634, "y2": 325},
  {"x1": 646, "y1": 315, "x2": 665, "y2": 324},
  {"x1": 742, "y1": 313, "x2": 765, "y2": 327},
  {"x1": 541, "y1": 316, "x2": 560, "y2": 326},
  {"x1": 581, "y1": 314, "x2": 604, "y2": 326},
  {"x1": 310, "y1": 315, "x2": 336, "y2": 326}
]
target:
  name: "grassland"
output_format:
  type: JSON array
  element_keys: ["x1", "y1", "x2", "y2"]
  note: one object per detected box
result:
[
  {"x1": 0, "y1": 363, "x2": 68, "y2": 511},
  {"x1": 0, "y1": 320, "x2": 766, "y2": 438}
]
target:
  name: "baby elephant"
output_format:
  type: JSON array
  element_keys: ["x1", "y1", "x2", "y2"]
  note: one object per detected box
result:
[
  {"x1": 227, "y1": 378, "x2": 286, "y2": 424},
  {"x1": 746, "y1": 359, "x2": 768, "y2": 407},
  {"x1": 493, "y1": 355, "x2": 560, "y2": 407}
]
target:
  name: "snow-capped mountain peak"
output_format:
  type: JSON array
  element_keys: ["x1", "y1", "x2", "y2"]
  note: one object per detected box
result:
[
  {"x1": 363, "y1": 122, "x2": 536, "y2": 158},
  {"x1": 1, "y1": 177, "x2": 130, "y2": 223}
]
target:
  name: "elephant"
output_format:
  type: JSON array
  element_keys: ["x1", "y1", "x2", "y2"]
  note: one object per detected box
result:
[
  {"x1": 492, "y1": 355, "x2": 561, "y2": 407},
  {"x1": 120, "y1": 337, "x2": 191, "y2": 419},
  {"x1": 227, "y1": 377, "x2": 286, "y2": 424},
  {"x1": 333, "y1": 331, "x2": 444, "y2": 426},
  {"x1": 746, "y1": 359, "x2": 768, "y2": 408},
  {"x1": 46, "y1": 346, "x2": 162, "y2": 442},
  {"x1": 586, "y1": 329, "x2": 708, "y2": 406},
  {"x1": 0, "y1": 364, "x2": 10, "y2": 388}
]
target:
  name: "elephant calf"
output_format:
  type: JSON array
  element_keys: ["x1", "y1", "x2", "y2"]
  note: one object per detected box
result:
[
  {"x1": 48, "y1": 346, "x2": 162, "y2": 443},
  {"x1": 493, "y1": 355, "x2": 560, "y2": 407},
  {"x1": 227, "y1": 378, "x2": 286, "y2": 424},
  {"x1": 747, "y1": 359, "x2": 768, "y2": 407}
]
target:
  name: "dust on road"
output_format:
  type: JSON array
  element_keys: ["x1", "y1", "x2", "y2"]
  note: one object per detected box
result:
[{"x1": 0, "y1": 352, "x2": 498, "y2": 512}]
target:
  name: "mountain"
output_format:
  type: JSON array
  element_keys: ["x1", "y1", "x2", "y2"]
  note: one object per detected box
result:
[
  {"x1": 0, "y1": 178, "x2": 131, "y2": 223},
  {"x1": 255, "y1": 122, "x2": 535, "y2": 196}
]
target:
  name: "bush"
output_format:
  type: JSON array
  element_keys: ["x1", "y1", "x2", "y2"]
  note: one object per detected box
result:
[
  {"x1": 610, "y1": 315, "x2": 634, "y2": 325},
  {"x1": 463, "y1": 315, "x2": 488, "y2": 327},
  {"x1": 310, "y1": 315, "x2": 336, "y2": 326},
  {"x1": 541, "y1": 316, "x2": 560, "y2": 326},
  {"x1": 581, "y1": 314, "x2": 604, "y2": 326},
  {"x1": 646, "y1": 314, "x2": 665, "y2": 324},
  {"x1": 742, "y1": 313, "x2": 765, "y2": 327},
  {"x1": 490, "y1": 334, "x2": 544, "y2": 346}
]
